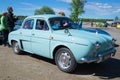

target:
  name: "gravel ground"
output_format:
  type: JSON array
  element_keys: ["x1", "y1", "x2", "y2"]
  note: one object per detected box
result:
[{"x1": 0, "y1": 26, "x2": 120, "y2": 80}]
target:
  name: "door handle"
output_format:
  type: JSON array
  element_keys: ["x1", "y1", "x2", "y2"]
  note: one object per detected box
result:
[
  {"x1": 50, "y1": 36, "x2": 53, "y2": 40},
  {"x1": 32, "y1": 33, "x2": 35, "y2": 35},
  {"x1": 20, "y1": 32, "x2": 22, "y2": 34}
]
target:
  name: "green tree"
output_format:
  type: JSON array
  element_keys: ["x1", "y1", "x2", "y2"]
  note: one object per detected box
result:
[
  {"x1": 34, "y1": 6, "x2": 55, "y2": 15},
  {"x1": 0, "y1": 14, "x2": 1, "y2": 24},
  {"x1": 18, "y1": 16, "x2": 27, "y2": 20},
  {"x1": 69, "y1": 0, "x2": 86, "y2": 21}
]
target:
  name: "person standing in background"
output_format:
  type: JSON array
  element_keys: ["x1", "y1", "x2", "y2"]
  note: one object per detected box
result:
[
  {"x1": 91, "y1": 21, "x2": 93, "y2": 27},
  {"x1": 58, "y1": 11, "x2": 68, "y2": 27},
  {"x1": 6, "y1": 7, "x2": 18, "y2": 32},
  {"x1": 58, "y1": 11, "x2": 65, "y2": 16},
  {"x1": 0, "y1": 12, "x2": 9, "y2": 46}
]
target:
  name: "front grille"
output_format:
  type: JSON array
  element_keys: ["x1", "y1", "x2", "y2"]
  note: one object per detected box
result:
[{"x1": 98, "y1": 40, "x2": 113, "y2": 54}]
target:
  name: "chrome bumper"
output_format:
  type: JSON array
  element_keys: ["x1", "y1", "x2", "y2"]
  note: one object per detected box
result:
[{"x1": 80, "y1": 48, "x2": 116, "y2": 63}]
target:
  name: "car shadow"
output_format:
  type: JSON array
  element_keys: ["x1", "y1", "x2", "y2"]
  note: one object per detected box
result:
[
  {"x1": 0, "y1": 40, "x2": 2, "y2": 45},
  {"x1": 74, "y1": 58, "x2": 120, "y2": 79},
  {"x1": 22, "y1": 52, "x2": 55, "y2": 65},
  {"x1": 114, "y1": 43, "x2": 119, "y2": 47},
  {"x1": 21, "y1": 52, "x2": 120, "y2": 79}
]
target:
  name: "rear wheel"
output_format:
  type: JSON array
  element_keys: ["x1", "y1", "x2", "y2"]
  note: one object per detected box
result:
[
  {"x1": 55, "y1": 48, "x2": 77, "y2": 73},
  {"x1": 12, "y1": 41, "x2": 22, "y2": 55}
]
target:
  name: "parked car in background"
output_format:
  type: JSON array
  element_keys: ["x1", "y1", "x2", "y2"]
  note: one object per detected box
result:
[
  {"x1": 106, "y1": 21, "x2": 113, "y2": 27},
  {"x1": 117, "y1": 23, "x2": 120, "y2": 29},
  {"x1": 8, "y1": 15, "x2": 116, "y2": 72},
  {"x1": 111, "y1": 22, "x2": 117, "y2": 27},
  {"x1": 14, "y1": 20, "x2": 23, "y2": 30},
  {"x1": 111, "y1": 21, "x2": 120, "y2": 27},
  {"x1": 96, "y1": 22, "x2": 104, "y2": 27},
  {"x1": 96, "y1": 22, "x2": 108, "y2": 27}
]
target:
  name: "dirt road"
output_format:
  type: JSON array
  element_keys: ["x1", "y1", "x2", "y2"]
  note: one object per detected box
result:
[{"x1": 0, "y1": 27, "x2": 120, "y2": 80}]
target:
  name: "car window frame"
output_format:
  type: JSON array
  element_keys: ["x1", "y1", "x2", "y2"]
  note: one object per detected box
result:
[
  {"x1": 48, "y1": 17, "x2": 78, "y2": 30},
  {"x1": 35, "y1": 19, "x2": 49, "y2": 31},
  {"x1": 22, "y1": 19, "x2": 34, "y2": 30}
]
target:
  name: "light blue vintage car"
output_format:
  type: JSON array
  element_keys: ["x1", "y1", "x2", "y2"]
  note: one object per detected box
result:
[{"x1": 8, "y1": 15, "x2": 116, "y2": 72}]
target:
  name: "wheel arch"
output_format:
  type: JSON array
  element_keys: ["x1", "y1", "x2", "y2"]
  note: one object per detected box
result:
[
  {"x1": 10, "y1": 39, "x2": 19, "y2": 45},
  {"x1": 10, "y1": 40, "x2": 17, "y2": 46},
  {"x1": 53, "y1": 45, "x2": 69, "y2": 59},
  {"x1": 10, "y1": 39, "x2": 23, "y2": 50}
]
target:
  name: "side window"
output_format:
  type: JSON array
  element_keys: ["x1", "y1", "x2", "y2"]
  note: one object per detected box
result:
[
  {"x1": 35, "y1": 19, "x2": 49, "y2": 30},
  {"x1": 23, "y1": 19, "x2": 34, "y2": 29}
]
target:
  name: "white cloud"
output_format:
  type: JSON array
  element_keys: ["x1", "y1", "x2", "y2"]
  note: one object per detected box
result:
[
  {"x1": 16, "y1": 2, "x2": 41, "y2": 16},
  {"x1": 98, "y1": 5, "x2": 112, "y2": 9},
  {"x1": 114, "y1": 9, "x2": 120, "y2": 13},
  {"x1": 85, "y1": 2, "x2": 98, "y2": 10},
  {"x1": 21, "y1": 2, "x2": 35, "y2": 6},
  {"x1": 58, "y1": 0, "x2": 72, "y2": 3},
  {"x1": 85, "y1": 2, "x2": 113, "y2": 15},
  {"x1": 90, "y1": 2, "x2": 112, "y2": 9},
  {"x1": 18, "y1": 2, "x2": 70, "y2": 16},
  {"x1": 19, "y1": 2, "x2": 40, "y2": 10},
  {"x1": 53, "y1": 8, "x2": 69, "y2": 13},
  {"x1": 96, "y1": 3, "x2": 102, "y2": 6},
  {"x1": 86, "y1": 2, "x2": 112, "y2": 9},
  {"x1": 97, "y1": 3, "x2": 112, "y2": 9},
  {"x1": 18, "y1": 8, "x2": 36, "y2": 10},
  {"x1": 53, "y1": 7, "x2": 70, "y2": 16}
]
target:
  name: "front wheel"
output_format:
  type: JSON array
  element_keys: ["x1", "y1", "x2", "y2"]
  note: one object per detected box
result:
[
  {"x1": 55, "y1": 48, "x2": 77, "y2": 73},
  {"x1": 12, "y1": 41, "x2": 22, "y2": 55}
]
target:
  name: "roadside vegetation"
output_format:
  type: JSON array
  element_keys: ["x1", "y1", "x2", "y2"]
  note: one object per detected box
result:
[{"x1": 34, "y1": 6, "x2": 55, "y2": 15}]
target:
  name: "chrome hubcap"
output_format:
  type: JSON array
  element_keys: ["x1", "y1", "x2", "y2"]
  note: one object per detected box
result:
[
  {"x1": 58, "y1": 52, "x2": 71, "y2": 69},
  {"x1": 14, "y1": 42, "x2": 19, "y2": 53}
]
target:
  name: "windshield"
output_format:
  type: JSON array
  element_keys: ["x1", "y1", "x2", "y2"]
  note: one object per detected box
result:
[{"x1": 49, "y1": 17, "x2": 79, "y2": 30}]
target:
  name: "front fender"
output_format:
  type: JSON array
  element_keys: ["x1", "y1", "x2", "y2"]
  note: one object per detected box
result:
[{"x1": 50, "y1": 40, "x2": 93, "y2": 62}]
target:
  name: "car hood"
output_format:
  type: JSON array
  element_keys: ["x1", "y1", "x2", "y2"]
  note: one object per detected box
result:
[
  {"x1": 71, "y1": 28, "x2": 112, "y2": 43},
  {"x1": 53, "y1": 28, "x2": 112, "y2": 44}
]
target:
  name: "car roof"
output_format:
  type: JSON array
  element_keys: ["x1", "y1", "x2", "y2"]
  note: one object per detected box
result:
[{"x1": 26, "y1": 14, "x2": 66, "y2": 20}]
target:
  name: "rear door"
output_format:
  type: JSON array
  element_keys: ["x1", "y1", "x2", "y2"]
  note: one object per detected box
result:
[{"x1": 31, "y1": 19, "x2": 51, "y2": 58}]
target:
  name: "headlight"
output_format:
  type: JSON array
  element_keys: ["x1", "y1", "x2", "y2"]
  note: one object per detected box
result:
[
  {"x1": 112, "y1": 38, "x2": 116, "y2": 46},
  {"x1": 95, "y1": 41, "x2": 101, "y2": 49}
]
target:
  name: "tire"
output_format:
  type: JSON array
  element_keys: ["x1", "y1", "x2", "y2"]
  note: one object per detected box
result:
[
  {"x1": 55, "y1": 48, "x2": 77, "y2": 73},
  {"x1": 12, "y1": 41, "x2": 22, "y2": 55}
]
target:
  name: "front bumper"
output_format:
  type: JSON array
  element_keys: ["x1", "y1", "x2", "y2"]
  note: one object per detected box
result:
[{"x1": 80, "y1": 48, "x2": 116, "y2": 63}]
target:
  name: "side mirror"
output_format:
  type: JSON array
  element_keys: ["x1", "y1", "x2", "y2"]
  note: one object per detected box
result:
[{"x1": 78, "y1": 21, "x2": 82, "y2": 29}]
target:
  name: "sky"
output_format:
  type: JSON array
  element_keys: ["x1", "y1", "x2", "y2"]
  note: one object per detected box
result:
[{"x1": 0, "y1": 0, "x2": 120, "y2": 19}]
